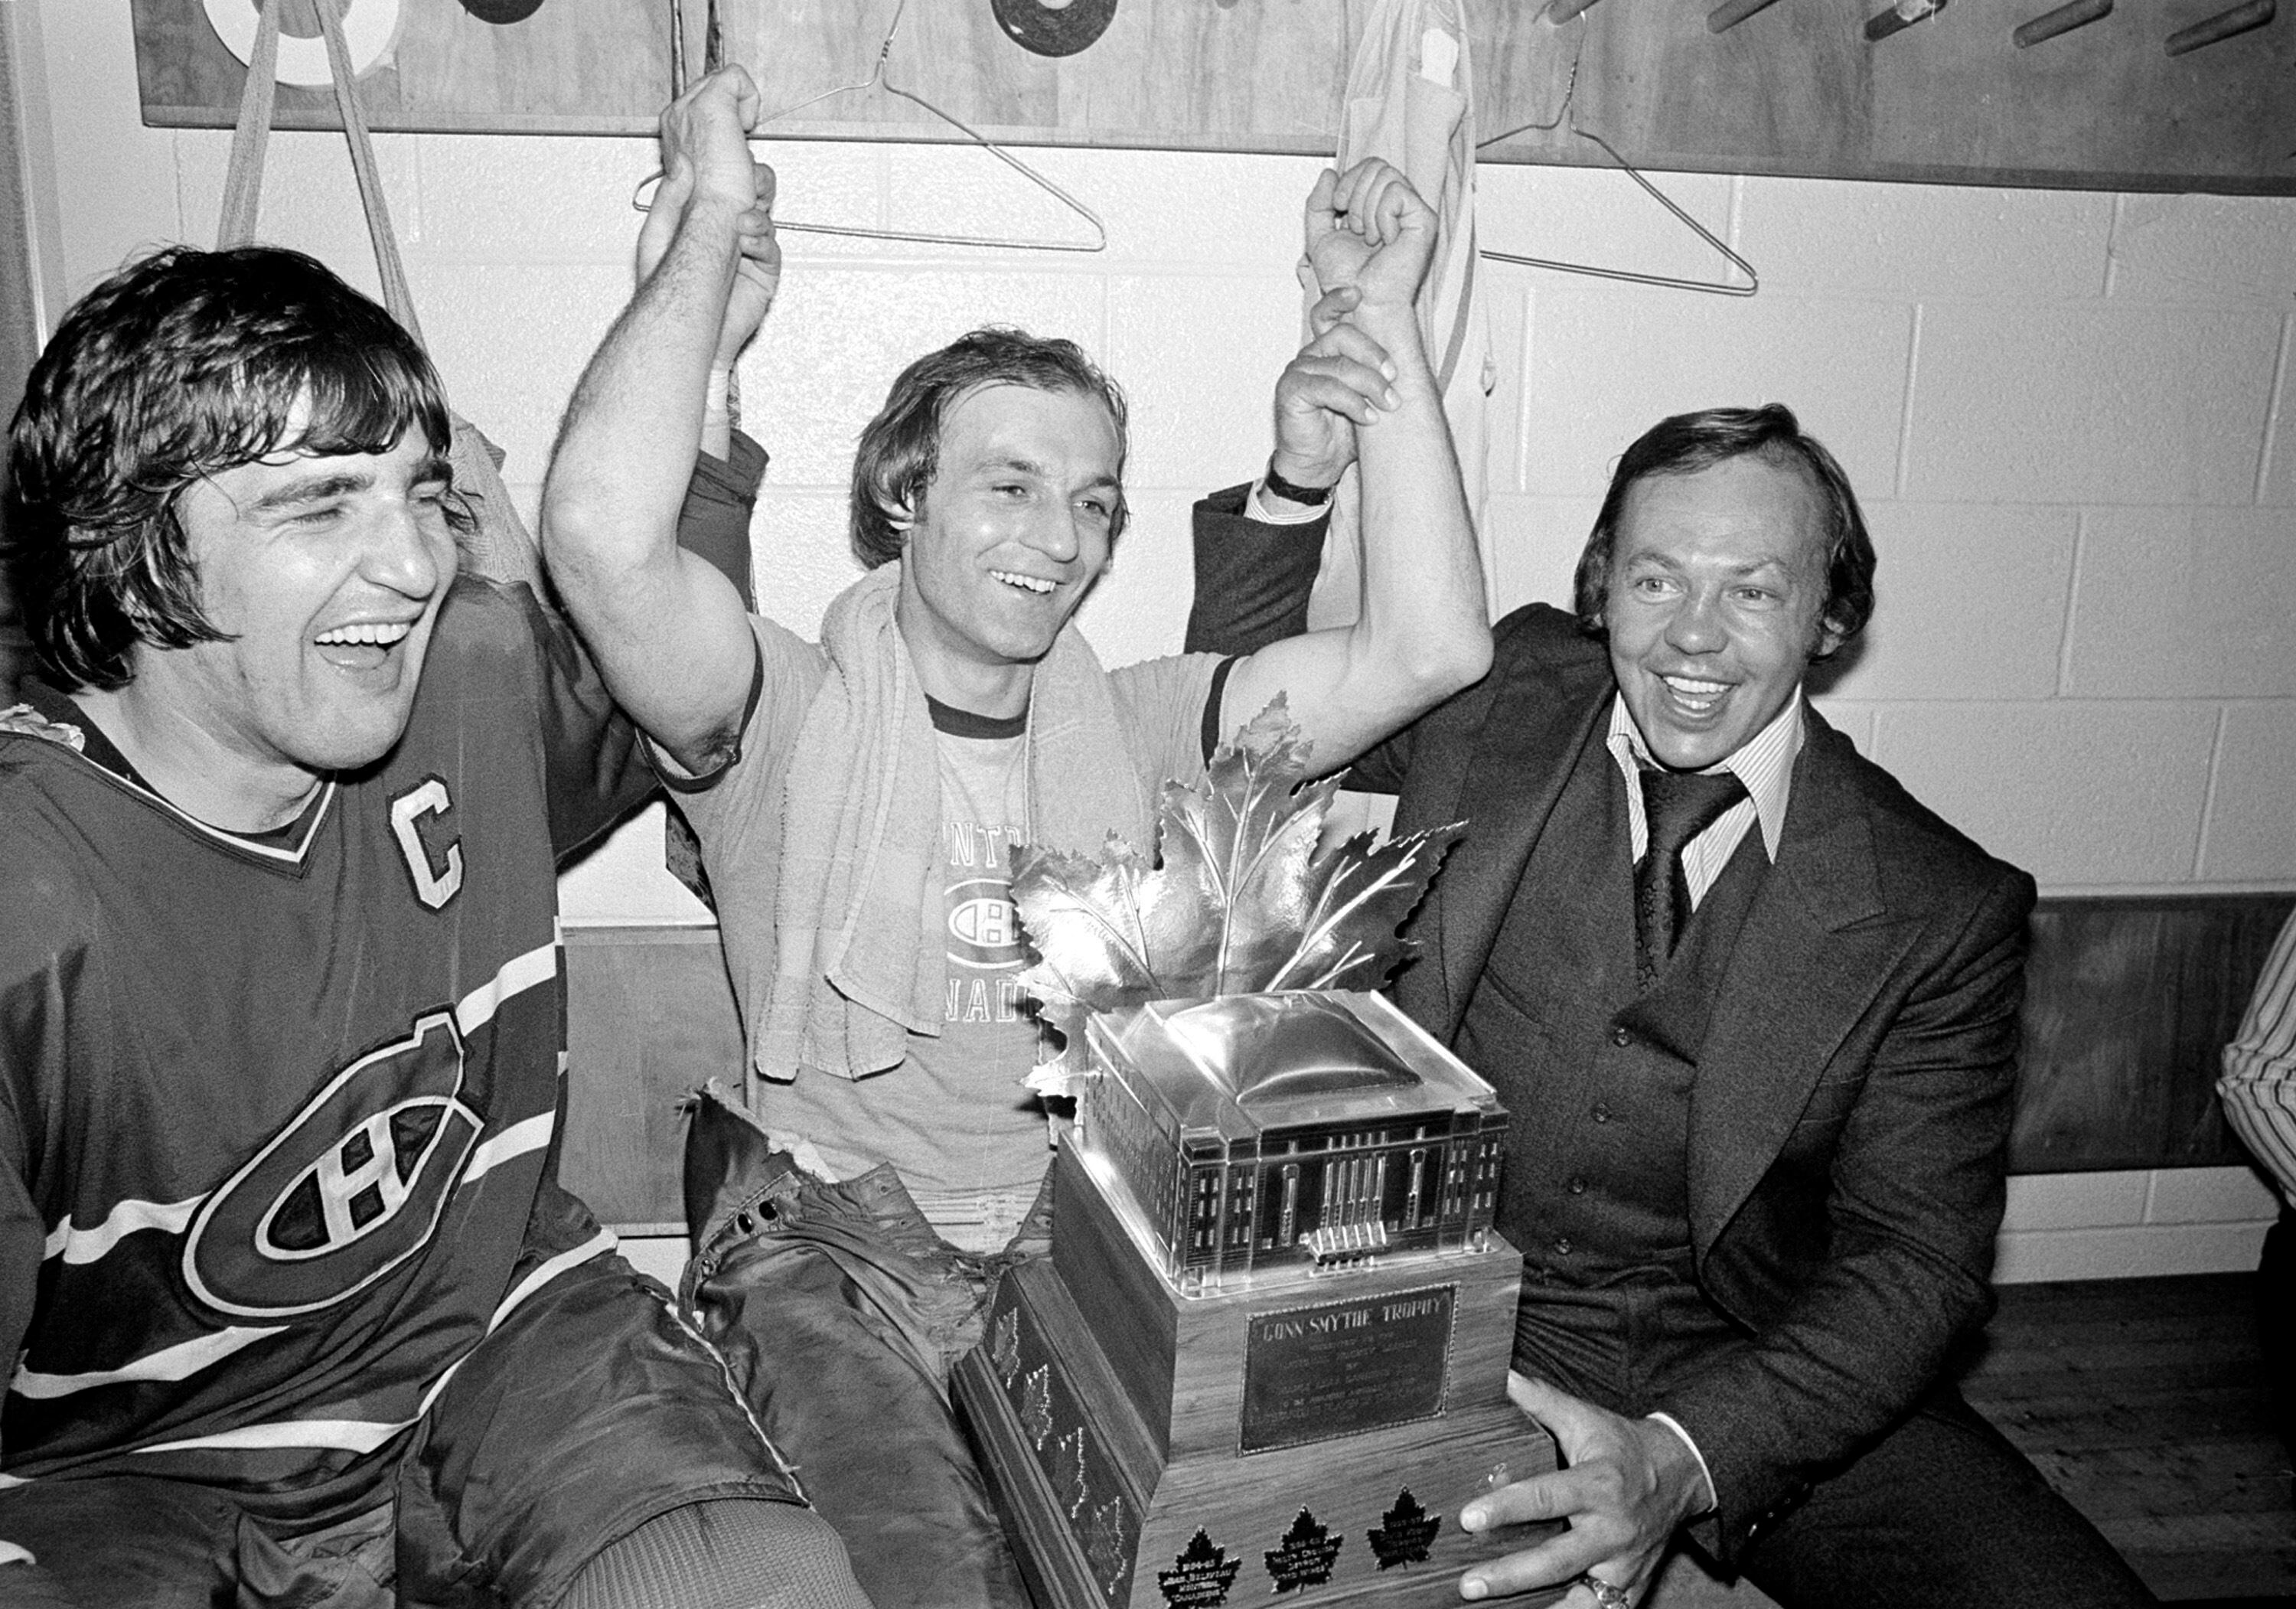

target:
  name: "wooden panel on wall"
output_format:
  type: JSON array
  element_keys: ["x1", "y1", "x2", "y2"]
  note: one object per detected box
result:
[
  {"x1": 2012, "y1": 892, "x2": 2294, "y2": 1175},
  {"x1": 561, "y1": 893, "x2": 2296, "y2": 1233},
  {"x1": 134, "y1": 0, "x2": 2295, "y2": 194},
  {"x1": 1477, "y1": 0, "x2": 2294, "y2": 195},
  {"x1": 560, "y1": 925, "x2": 743, "y2": 1234}
]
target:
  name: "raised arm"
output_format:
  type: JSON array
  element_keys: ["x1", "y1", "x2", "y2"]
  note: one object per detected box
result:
[
  {"x1": 1186, "y1": 282, "x2": 1368, "y2": 658},
  {"x1": 1211, "y1": 162, "x2": 1491, "y2": 770},
  {"x1": 543, "y1": 67, "x2": 778, "y2": 775}
]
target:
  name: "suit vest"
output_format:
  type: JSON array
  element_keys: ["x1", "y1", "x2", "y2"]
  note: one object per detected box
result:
[{"x1": 1456, "y1": 710, "x2": 1769, "y2": 1327}]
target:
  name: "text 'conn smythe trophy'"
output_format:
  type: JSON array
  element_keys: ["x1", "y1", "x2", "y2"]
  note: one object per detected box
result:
[{"x1": 953, "y1": 707, "x2": 1560, "y2": 1609}]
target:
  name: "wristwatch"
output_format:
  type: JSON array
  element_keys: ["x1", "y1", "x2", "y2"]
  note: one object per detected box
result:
[{"x1": 1261, "y1": 460, "x2": 1335, "y2": 507}]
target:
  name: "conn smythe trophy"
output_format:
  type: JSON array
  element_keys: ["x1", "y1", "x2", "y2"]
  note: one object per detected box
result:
[{"x1": 954, "y1": 707, "x2": 1559, "y2": 1609}]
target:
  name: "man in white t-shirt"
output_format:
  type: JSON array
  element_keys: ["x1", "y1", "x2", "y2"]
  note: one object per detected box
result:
[
  {"x1": 543, "y1": 66, "x2": 1491, "y2": 1256},
  {"x1": 542, "y1": 69, "x2": 1491, "y2": 1607}
]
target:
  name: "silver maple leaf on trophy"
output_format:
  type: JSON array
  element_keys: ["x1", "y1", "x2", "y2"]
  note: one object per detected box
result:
[{"x1": 1011, "y1": 697, "x2": 1463, "y2": 1092}]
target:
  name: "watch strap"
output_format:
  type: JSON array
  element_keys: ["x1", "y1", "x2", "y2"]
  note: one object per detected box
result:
[{"x1": 1261, "y1": 461, "x2": 1336, "y2": 508}]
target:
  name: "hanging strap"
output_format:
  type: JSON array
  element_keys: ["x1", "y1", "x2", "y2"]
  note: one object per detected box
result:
[
  {"x1": 217, "y1": 0, "x2": 422, "y2": 347},
  {"x1": 208, "y1": 0, "x2": 555, "y2": 595},
  {"x1": 216, "y1": 0, "x2": 279, "y2": 250}
]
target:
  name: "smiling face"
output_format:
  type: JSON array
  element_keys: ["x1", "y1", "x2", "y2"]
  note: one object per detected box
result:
[
  {"x1": 126, "y1": 428, "x2": 460, "y2": 798},
  {"x1": 1604, "y1": 453, "x2": 1841, "y2": 773},
  {"x1": 893, "y1": 383, "x2": 1120, "y2": 715}
]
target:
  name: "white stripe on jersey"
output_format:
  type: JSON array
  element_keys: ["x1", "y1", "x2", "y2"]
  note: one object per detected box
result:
[
  {"x1": 130, "y1": 1416, "x2": 406, "y2": 1457},
  {"x1": 40, "y1": 943, "x2": 556, "y2": 1281},
  {"x1": 113, "y1": 1232, "x2": 620, "y2": 1460},
  {"x1": 487, "y1": 1228, "x2": 618, "y2": 1338},
  {"x1": 38, "y1": 948, "x2": 587, "y2": 1459},
  {"x1": 12, "y1": 1323, "x2": 285, "y2": 1399},
  {"x1": 405, "y1": 1228, "x2": 618, "y2": 1425},
  {"x1": 462, "y1": 1111, "x2": 553, "y2": 1184},
  {"x1": 44, "y1": 1196, "x2": 203, "y2": 1263},
  {"x1": 455, "y1": 938, "x2": 558, "y2": 1039}
]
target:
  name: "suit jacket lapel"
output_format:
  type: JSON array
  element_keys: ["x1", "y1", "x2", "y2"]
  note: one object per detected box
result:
[
  {"x1": 1414, "y1": 637, "x2": 1614, "y2": 1042},
  {"x1": 1686, "y1": 716, "x2": 1919, "y2": 1258}
]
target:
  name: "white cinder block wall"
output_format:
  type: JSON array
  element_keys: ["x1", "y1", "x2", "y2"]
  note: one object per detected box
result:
[{"x1": 22, "y1": 5, "x2": 2294, "y2": 1283}]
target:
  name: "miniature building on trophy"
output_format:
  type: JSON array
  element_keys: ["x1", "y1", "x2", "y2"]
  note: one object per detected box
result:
[
  {"x1": 956, "y1": 703, "x2": 1556, "y2": 1609},
  {"x1": 1081, "y1": 991, "x2": 1506, "y2": 1284}
]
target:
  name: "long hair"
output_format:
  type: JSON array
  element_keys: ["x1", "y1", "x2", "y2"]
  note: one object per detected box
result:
[
  {"x1": 848, "y1": 327, "x2": 1128, "y2": 569},
  {"x1": 1571, "y1": 403, "x2": 1876, "y2": 659},
  {"x1": 5, "y1": 245, "x2": 460, "y2": 690}
]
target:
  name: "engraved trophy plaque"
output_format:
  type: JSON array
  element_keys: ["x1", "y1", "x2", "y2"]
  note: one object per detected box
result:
[{"x1": 952, "y1": 710, "x2": 1561, "y2": 1608}]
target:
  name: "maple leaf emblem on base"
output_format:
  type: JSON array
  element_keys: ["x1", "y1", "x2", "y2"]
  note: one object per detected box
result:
[
  {"x1": 1264, "y1": 1507, "x2": 1344, "y2": 1592},
  {"x1": 1156, "y1": 1528, "x2": 1242, "y2": 1607},
  {"x1": 1368, "y1": 1488, "x2": 1443, "y2": 1568},
  {"x1": 1013, "y1": 698, "x2": 1462, "y2": 1047}
]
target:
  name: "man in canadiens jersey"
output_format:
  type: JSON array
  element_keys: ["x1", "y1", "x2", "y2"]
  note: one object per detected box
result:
[{"x1": 0, "y1": 244, "x2": 876, "y2": 1602}]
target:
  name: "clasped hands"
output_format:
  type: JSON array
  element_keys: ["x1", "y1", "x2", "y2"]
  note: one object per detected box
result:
[
  {"x1": 641, "y1": 64, "x2": 782, "y2": 374},
  {"x1": 1454, "y1": 1372, "x2": 1712, "y2": 1607},
  {"x1": 1270, "y1": 158, "x2": 1439, "y2": 494}
]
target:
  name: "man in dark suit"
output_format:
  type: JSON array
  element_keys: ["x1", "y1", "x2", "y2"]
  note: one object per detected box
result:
[{"x1": 1188, "y1": 405, "x2": 2155, "y2": 1609}]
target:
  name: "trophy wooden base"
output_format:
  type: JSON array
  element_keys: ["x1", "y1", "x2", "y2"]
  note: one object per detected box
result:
[{"x1": 954, "y1": 1149, "x2": 1563, "y2": 1609}]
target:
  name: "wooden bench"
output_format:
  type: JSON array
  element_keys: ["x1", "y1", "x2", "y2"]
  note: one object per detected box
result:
[{"x1": 562, "y1": 891, "x2": 2296, "y2": 1222}]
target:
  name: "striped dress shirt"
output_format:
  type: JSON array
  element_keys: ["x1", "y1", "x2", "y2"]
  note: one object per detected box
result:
[
  {"x1": 2222, "y1": 908, "x2": 2296, "y2": 1208},
  {"x1": 1605, "y1": 690, "x2": 1806, "y2": 904}
]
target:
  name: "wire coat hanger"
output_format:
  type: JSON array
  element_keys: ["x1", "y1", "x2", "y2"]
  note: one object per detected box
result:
[
  {"x1": 1474, "y1": 11, "x2": 1758, "y2": 297},
  {"x1": 644, "y1": 0, "x2": 1106, "y2": 254}
]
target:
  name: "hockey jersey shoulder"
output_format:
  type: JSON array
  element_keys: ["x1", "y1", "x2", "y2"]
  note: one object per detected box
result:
[{"x1": 0, "y1": 719, "x2": 111, "y2": 988}]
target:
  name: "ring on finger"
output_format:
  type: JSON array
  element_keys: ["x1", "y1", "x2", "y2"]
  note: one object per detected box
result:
[{"x1": 1577, "y1": 1571, "x2": 1632, "y2": 1609}]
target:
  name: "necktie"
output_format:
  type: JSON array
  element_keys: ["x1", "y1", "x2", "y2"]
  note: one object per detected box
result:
[{"x1": 1634, "y1": 765, "x2": 1748, "y2": 991}]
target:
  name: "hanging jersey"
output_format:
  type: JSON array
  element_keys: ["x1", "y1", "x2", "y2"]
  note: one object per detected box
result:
[{"x1": 0, "y1": 577, "x2": 653, "y2": 1489}]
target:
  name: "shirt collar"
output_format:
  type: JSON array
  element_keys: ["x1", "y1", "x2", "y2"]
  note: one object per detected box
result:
[{"x1": 1605, "y1": 690, "x2": 1805, "y2": 861}]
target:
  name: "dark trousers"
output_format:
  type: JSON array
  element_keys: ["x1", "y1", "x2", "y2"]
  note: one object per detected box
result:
[
  {"x1": 2264, "y1": 1206, "x2": 2296, "y2": 1480},
  {"x1": 1737, "y1": 1384, "x2": 2157, "y2": 1609},
  {"x1": 1515, "y1": 1278, "x2": 2156, "y2": 1609}
]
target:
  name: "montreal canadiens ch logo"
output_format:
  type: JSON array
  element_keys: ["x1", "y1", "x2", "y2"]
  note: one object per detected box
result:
[
  {"x1": 183, "y1": 1012, "x2": 482, "y2": 1320},
  {"x1": 947, "y1": 876, "x2": 1024, "y2": 971}
]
